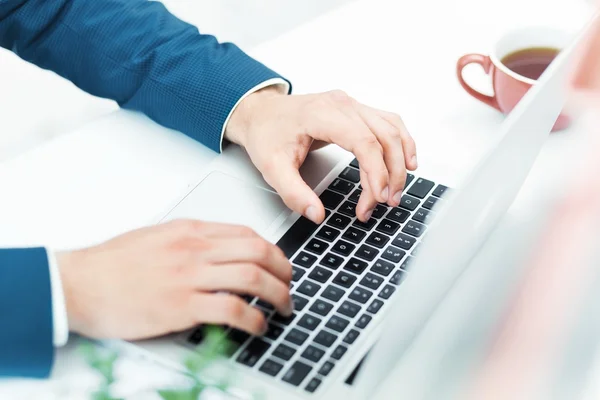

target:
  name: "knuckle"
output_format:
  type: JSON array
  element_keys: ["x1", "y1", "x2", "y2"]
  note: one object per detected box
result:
[
  {"x1": 221, "y1": 296, "x2": 246, "y2": 320},
  {"x1": 253, "y1": 239, "x2": 272, "y2": 260},
  {"x1": 327, "y1": 89, "x2": 349, "y2": 103},
  {"x1": 240, "y1": 264, "x2": 262, "y2": 287}
]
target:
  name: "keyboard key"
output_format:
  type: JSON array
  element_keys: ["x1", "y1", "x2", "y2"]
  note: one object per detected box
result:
[
  {"x1": 293, "y1": 251, "x2": 317, "y2": 268},
  {"x1": 273, "y1": 344, "x2": 296, "y2": 361},
  {"x1": 400, "y1": 256, "x2": 415, "y2": 271},
  {"x1": 320, "y1": 253, "x2": 344, "y2": 270},
  {"x1": 309, "y1": 267, "x2": 333, "y2": 284},
  {"x1": 305, "y1": 377, "x2": 322, "y2": 393},
  {"x1": 259, "y1": 359, "x2": 284, "y2": 377},
  {"x1": 413, "y1": 208, "x2": 434, "y2": 225},
  {"x1": 325, "y1": 315, "x2": 350, "y2": 332},
  {"x1": 292, "y1": 294, "x2": 309, "y2": 311},
  {"x1": 322, "y1": 285, "x2": 346, "y2": 302},
  {"x1": 376, "y1": 219, "x2": 400, "y2": 235},
  {"x1": 272, "y1": 312, "x2": 296, "y2": 326},
  {"x1": 355, "y1": 314, "x2": 372, "y2": 329},
  {"x1": 367, "y1": 299, "x2": 384, "y2": 314},
  {"x1": 316, "y1": 226, "x2": 341, "y2": 242},
  {"x1": 333, "y1": 271, "x2": 357, "y2": 288},
  {"x1": 265, "y1": 324, "x2": 284, "y2": 341},
  {"x1": 332, "y1": 240, "x2": 355, "y2": 256},
  {"x1": 338, "y1": 301, "x2": 361, "y2": 318},
  {"x1": 404, "y1": 173, "x2": 415, "y2": 188},
  {"x1": 327, "y1": 213, "x2": 352, "y2": 230},
  {"x1": 360, "y1": 273, "x2": 384, "y2": 290},
  {"x1": 349, "y1": 286, "x2": 373, "y2": 304},
  {"x1": 392, "y1": 233, "x2": 416, "y2": 250},
  {"x1": 344, "y1": 258, "x2": 369, "y2": 275},
  {"x1": 318, "y1": 361, "x2": 335, "y2": 376},
  {"x1": 343, "y1": 329, "x2": 360, "y2": 345},
  {"x1": 382, "y1": 246, "x2": 406, "y2": 263},
  {"x1": 343, "y1": 227, "x2": 367, "y2": 244},
  {"x1": 282, "y1": 361, "x2": 312, "y2": 386},
  {"x1": 298, "y1": 314, "x2": 322, "y2": 331},
  {"x1": 320, "y1": 190, "x2": 345, "y2": 210},
  {"x1": 371, "y1": 259, "x2": 394, "y2": 277},
  {"x1": 407, "y1": 178, "x2": 435, "y2": 199},
  {"x1": 310, "y1": 299, "x2": 334, "y2": 316},
  {"x1": 402, "y1": 221, "x2": 426, "y2": 237},
  {"x1": 292, "y1": 267, "x2": 305, "y2": 282},
  {"x1": 348, "y1": 189, "x2": 362, "y2": 203},
  {"x1": 305, "y1": 238, "x2": 328, "y2": 255},
  {"x1": 390, "y1": 270, "x2": 406, "y2": 285},
  {"x1": 423, "y1": 196, "x2": 439, "y2": 210},
  {"x1": 399, "y1": 195, "x2": 420, "y2": 211},
  {"x1": 386, "y1": 207, "x2": 410, "y2": 223},
  {"x1": 340, "y1": 166, "x2": 360, "y2": 183},
  {"x1": 301, "y1": 345, "x2": 326, "y2": 363},
  {"x1": 297, "y1": 281, "x2": 321, "y2": 297},
  {"x1": 236, "y1": 339, "x2": 270, "y2": 367},
  {"x1": 355, "y1": 245, "x2": 378, "y2": 262},
  {"x1": 187, "y1": 328, "x2": 205, "y2": 345},
  {"x1": 432, "y1": 184, "x2": 449, "y2": 198},
  {"x1": 338, "y1": 201, "x2": 357, "y2": 217},
  {"x1": 277, "y1": 217, "x2": 319, "y2": 259},
  {"x1": 353, "y1": 217, "x2": 377, "y2": 231},
  {"x1": 331, "y1": 345, "x2": 348, "y2": 360},
  {"x1": 314, "y1": 330, "x2": 337, "y2": 348},
  {"x1": 365, "y1": 231, "x2": 390, "y2": 248},
  {"x1": 378, "y1": 284, "x2": 396, "y2": 300},
  {"x1": 285, "y1": 329, "x2": 310, "y2": 346},
  {"x1": 329, "y1": 178, "x2": 354, "y2": 195},
  {"x1": 371, "y1": 204, "x2": 388, "y2": 219},
  {"x1": 227, "y1": 328, "x2": 250, "y2": 349},
  {"x1": 350, "y1": 158, "x2": 360, "y2": 169}
]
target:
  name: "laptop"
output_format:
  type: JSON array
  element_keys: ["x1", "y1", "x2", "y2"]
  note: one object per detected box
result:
[{"x1": 111, "y1": 23, "x2": 582, "y2": 400}]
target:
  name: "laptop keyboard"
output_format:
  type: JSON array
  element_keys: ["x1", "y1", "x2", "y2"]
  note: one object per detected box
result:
[{"x1": 184, "y1": 158, "x2": 449, "y2": 394}]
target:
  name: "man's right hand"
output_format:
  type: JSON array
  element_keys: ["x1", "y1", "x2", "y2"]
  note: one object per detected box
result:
[{"x1": 56, "y1": 219, "x2": 293, "y2": 340}]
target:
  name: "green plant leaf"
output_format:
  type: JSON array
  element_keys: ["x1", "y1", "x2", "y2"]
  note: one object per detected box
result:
[{"x1": 157, "y1": 385, "x2": 204, "y2": 400}]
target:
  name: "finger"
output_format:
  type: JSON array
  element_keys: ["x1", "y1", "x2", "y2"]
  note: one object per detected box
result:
[
  {"x1": 189, "y1": 293, "x2": 267, "y2": 335},
  {"x1": 193, "y1": 263, "x2": 293, "y2": 316},
  {"x1": 309, "y1": 92, "x2": 389, "y2": 203},
  {"x1": 356, "y1": 169, "x2": 378, "y2": 222},
  {"x1": 162, "y1": 219, "x2": 260, "y2": 240},
  {"x1": 357, "y1": 106, "x2": 407, "y2": 207},
  {"x1": 262, "y1": 154, "x2": 325, "y2": 224},
  {"x1": 375, "y1": 109, "x2": 418, "y2": 171},
  {"x1": 194, "y1": 238, "x2": 292, "y2": 284}
]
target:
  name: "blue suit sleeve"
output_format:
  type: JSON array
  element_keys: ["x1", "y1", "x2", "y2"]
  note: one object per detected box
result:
[
  {"x1": 0, "y1": 248, "x2": 54, "y2": 378},
  {"x1": 0, "y1": 0, "x2": 291, "y2": 152}
]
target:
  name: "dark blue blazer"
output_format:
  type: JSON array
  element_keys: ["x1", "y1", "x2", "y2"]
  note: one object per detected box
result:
[{"x1": 0, "y1": 0, "x2": 288, "y2": 378}]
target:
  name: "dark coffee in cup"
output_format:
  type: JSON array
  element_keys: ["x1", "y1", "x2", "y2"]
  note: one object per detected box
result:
[{"x1": 500, "y1": 47, "x2": 561, "y2": 80}]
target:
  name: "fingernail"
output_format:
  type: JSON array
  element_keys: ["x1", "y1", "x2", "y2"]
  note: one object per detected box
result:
[
  {"x1": 411, "y1": 155, "x2": 418, "y2": 168},
  {"x1": 260, "y1": 320, "x2": 269, "y2": 336},
  {"x1": 285, "y1": 298, "x2": 294, "y2": 316},
  {"x1": 306, "y1": 206, "x2": 319, "y2": 224},
  {"x1": 393, "y1": 191, "x2": 402, "y2": 204},
  {"x1": 365, "y1": 210, "x2": 373, "y2": 220},
  {"x1": 381, "y1": 186, "x2": 389, "y2": 200}
]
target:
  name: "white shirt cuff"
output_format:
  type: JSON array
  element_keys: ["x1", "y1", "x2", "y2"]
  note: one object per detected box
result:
[
  {"x1": 219, "y1": 78, "x2": 290, "y2": 152},
  {"x1": 47, "y1": 249, "x2": 69, "y2": 347}
]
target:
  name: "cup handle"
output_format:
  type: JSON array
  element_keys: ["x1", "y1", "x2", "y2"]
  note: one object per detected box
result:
[{"x1": 456, "y1": 54, "x2": 500, "y2": 111}]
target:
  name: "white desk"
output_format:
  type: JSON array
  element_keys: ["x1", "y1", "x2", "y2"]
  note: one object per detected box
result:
[{"x1": 0, "y1": 0, "x2": 593, "y2": 398}]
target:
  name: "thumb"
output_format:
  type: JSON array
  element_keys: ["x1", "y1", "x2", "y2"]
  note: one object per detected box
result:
[{"x1": 264, "y1": 156, "x2": 325, "y2": 224}]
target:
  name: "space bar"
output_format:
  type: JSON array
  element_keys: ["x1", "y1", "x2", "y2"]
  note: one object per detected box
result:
[{"x1": 276, "y1": 216, "x2": 319, "y2": 259}]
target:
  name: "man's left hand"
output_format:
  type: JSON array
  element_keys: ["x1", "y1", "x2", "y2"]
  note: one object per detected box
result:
[{"x1": 225, "y1": 88, "x2": 417, "y2": 224}]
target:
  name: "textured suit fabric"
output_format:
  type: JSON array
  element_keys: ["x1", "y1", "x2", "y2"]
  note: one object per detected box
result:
[{"x1": 0, "y1": 0, "x2": 289, "y2": 377}]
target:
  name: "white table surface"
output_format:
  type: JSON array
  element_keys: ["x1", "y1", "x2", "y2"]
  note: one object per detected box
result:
[{"x1": 0, "y1": 0, "x2": 594, "y2": 398}]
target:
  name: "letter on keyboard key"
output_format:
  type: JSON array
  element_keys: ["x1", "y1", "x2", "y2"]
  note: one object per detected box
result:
[
  {"x1": 316, "y1": 226, "x2": 341, "y2": 242},
  {"x1": 412, "y1": 208, "x2": 434, "y2": 225},
  {"x1": 282, "y1": 361, "x2": 312, "y2": 386},
  {"x1": 338, "y1": 201, "x2": 357, "y2": 217},
  {"x1": 432, "y1": 184, "x2": 449, "y2": 198},
  {"x1": 402, "y1": 221, "x2": 426, "y2": 237},
  {"x1": 371, "y1": 259, "x2": 394, "y2": 277},
  {"x1": 349, "y1": 287, "x2": 373, "y2": 304},
  {"x1": 297, "y1": 281, "x2": 321, "y2": 297},
  {"x1": 386, "y1": 207, "x2": 410, "y2": 223},
  {"x1": 343, "y1": 227, "x2": 367, "y2": 244},
  {"x1": 333, "y1": 271, "x2": 357, "y2": 288},
  {"x1": 423, "y1": 196, "x2": 439, "y2": 210},
  {"x1": 399, "y1": 195, "x2": 419, "y2": 211},
  {"x1": 325, "y1": 315, "x2": 350, "y2": 332},
  {"x1": 236, "y1": 339, "x2": 270, "y2": 367},
  {"x1": 390, "y1": 270, "x2": 406, "y2": 285},
  {"x1": 355, "y1": 314, "x2": 372, "y2": 329},
  {"x1": 302, "y1": 345, "x2": 326, "y2": 363},
  {"x1": 314, "y1": 330, "x2": 337, "y2": 347},
  {"x1": 298, "y1": 314, "x2": 322, "y2": 331},
  {"x1": 371, "y1": 204, "x2": 388, "y2": 219},
  {"x1": 320, "y1": 253, "x2": 344, "y2": 270},
  {"x1": 360, "y1": 272, "x2": 384, "y2": 290},
  {"x1": 293, "y1": 251, "x2": 317, "y2": 268},
  {"x1": 329, "y1": 178, "x2": 354, "y2": 195},
  {"x1": 310, "y1": 299, "x2": 334, "y2": 316},
  {"x1": 318, "y1": 361, "x2": 335, "y2": 377},
  {"x1": 344, "y1": 258, "x2": 368, "y2": 274},
  {"x1": 273, "y1": 344, "x2": 296, "y2": 361},
  {"x1": 331, "y1": 345, "x2": 348, "y2": 360},
  {"x1": 291, "y1": 294, "x2": 309, "y2": 311},
  {"x1": 378, "y1": 284, "x2": 396, "y2": 300},
  {"x1": 292, "y1": 267, "x2": 305, "y2": 282},
  {"x1": 308, "y1": 266, "x2": 333, "y2": 283},
  {"x1": 355, "y1": 244, "x2": 379, "y2": 262},
  {"x1": 343, "y1": 329, "x2": 360, "y2": 345},
  {"x1": 392, "y1": 233, "x2": 416, "y2": 250},
  {"x1": 332, "y1": 240, "x2": 355, "y2": 256},
  {"x1": 327, "y1": 213, "x2": 352, "y2": 230},
  {"x1": 365, "y1": 232, "x2": 389, "y2": 248},
  {"x1": 322, "y1": 285, "x2": 345, "y2": 302},
  {"x1": 348, "y1": 189, "x2": 362, "y2": 203},
  {"x1": 305, "y1": 238, "x2": 329, "y2": 255},
  {"x1": 376, "y1": 219, "x2": 400, "y2": 235},
  {"x1": 338, "y1": 300, "x2": 361, "y2": 318},
  {"x1": 285, "y1": 329, "x2": 310, "y2": 346},
  {"x1": 407, "y1": 178, "x2": 435, "y2": 199},
  {"x1": 382, "y1": 246, "x2": 406, "y2": 263},
  {"x1": 367, "y1": 299, "x2": 384, "y2": 314}
]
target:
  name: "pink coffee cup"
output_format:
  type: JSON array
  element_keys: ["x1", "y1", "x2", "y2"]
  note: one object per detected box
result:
[{"x1": 457, "y1": 26, "x2": 572, "y2": 131}]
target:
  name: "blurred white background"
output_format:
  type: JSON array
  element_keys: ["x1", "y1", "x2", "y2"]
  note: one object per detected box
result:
[{"x1": 0, "y1": 0, "x2": 354, "y2": 162}]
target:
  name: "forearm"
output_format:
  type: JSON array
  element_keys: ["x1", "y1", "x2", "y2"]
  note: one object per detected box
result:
[{"x1": 0, "y1": 0, "x2": 290, "y2": 152}]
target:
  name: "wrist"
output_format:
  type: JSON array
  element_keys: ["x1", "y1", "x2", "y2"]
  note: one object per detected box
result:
[
  {"x1": 225, "y1": 85, "x2": 285, "y2": 147},
  {"x1": 56, "y1": 250, "x2": 85, "y2": 334}
]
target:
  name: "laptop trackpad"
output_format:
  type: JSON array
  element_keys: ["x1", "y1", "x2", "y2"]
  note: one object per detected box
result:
[{"x1": 161, "y1": 171, "x2": 289, "y2": 237}]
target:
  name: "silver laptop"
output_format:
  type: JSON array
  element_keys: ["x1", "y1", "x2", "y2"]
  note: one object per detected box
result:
[{"x1": 112, "y1": 23, "x2": 582, "y2": 400}]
